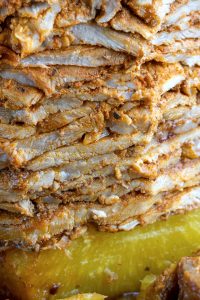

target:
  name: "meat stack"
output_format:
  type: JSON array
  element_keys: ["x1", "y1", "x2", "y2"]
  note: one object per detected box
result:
[{"x1": 0, "y1": 0, "x2": 199, "y2": 250}]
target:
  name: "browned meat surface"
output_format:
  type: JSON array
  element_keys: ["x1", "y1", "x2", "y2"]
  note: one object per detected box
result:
[
  {"x1": 0, "y1": 0, "x2": 199, "y2": 251},
  {"x1": 142, "y1": 255, "x2": 200, "y2": 300},
  {"x1": 0, "y1": 185, "x2": 200, "y2": 250},
  {"x1": 178, "y1": 256, "x2": 200, "y2": 300}
]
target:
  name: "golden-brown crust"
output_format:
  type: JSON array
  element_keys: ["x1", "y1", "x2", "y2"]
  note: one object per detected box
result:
[
  {"x1": 1, "y1": 185, "x2": 200, "y2": 250},
  {"x1": 142, "y1": 255, "x2": 200, "y2": 300},
  {"x1": 0, "y1": 0, "x2": 23, "y2": 22},
  {"x1": 178, "y1": 257, "x2": 200, "y2": 299},
  {"x1": 142, "y1": 264, "x2": 178, "y2": 300},
  {"x1": 0, "y1": 0, "x2": 199, "y2": 253}
]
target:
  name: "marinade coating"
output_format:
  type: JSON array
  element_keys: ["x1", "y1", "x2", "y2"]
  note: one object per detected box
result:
[
  {"x1": 178, "y1": 256, "x2": 200, "y2": 299},
  {"x1": 1, "y1": 112, "x2": 103, "y2": 167},
  {"x1": 0, "y1": 186, "x2": 200, "y2": 250},
  {"x1": 0, "y1": 78, "x2": 43, "y2": 109},
  {"x1": 0, "y1": 0, "x2": 198, "y2": 63},
  {"x1": 5, "y1": 46, "x2": 130, "y2": 68},
  {"x1": 0, "y1": 150, "x2": 196, "y2": 204},
  {"x1": 25, "y1": 123, "x2": 200, "y2": 171},
  {"x1": 141, "y1": 255, "x2": 200, "y2": 300},
  {"x1": 0, "y1": 65, "x2": 104, "y2": 95},
  {"x1": 0, "y1": 62, "x2": 185, "y2": 169}
]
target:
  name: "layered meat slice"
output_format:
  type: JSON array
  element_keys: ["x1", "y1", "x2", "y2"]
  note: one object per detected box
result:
[
  {"x1": 0, "y1": 139, "x2": 199, "y2": 203},
  {"x1": 0, "y1": 0, "x2": 199, "y2": 62},
  {"x1": 0, "y1": 0, "x2": 199, "y2": 252},
  {"x1": 0, "y1": 185, "x2": 200, "y2": 250},
  {"x1": 0, "y1": 62, "x2": 184, "y2": 168},
  {"x1": 142, "y1": 254, "x2": 200, "y2": 300}
]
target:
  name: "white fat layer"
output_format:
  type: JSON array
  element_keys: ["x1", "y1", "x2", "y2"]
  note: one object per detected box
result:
[
  {"x1": 118, "y1": 220, "x2": 140, "y2": 230},
  {"x1": 161, "y1": 75, "x2": 185, "y2": 94},
  {"x1": 90, "y1": 209, "x2": 107, "y2": 218},
  {"x1": 134, "y1": 0, "x2": 152, "y2": 5}
]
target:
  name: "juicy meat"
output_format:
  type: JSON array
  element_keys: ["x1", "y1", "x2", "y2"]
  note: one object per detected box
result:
[
  {"x1": 143, "y1": 254, "x2": 200, "y2": 300},
  {"x1": 2, "y1": 112, "x2": 103, "y2": 167},
  {"x1": 0, "y1": 200, "x2": 34, "y2": 216},
  {"x1": 0, "y1": 96, "x2": 83, "y2": 125},
  {"x1": 127, "y1": 0, "x2": 175, "y2": 26},
  {"x1": 0, "y1": 79, "x2": 43, "y2": 109},
  {"x1": 96, "y1": 0, "x2": 121, "y2": 23},
  {"x1": 25, "y1": 133, "x2": 146, "y2": 171},
  {"x1": 178, "y1": 256, "x2": 200, "y2": 299},
  {"x1": 69, "y1": 23, "x2": 151, "y2": 57},
  {"x1": 164, "y1": 0, "x2": 200, "y2": 27},
  {"x1": 0, "y1": 61, "x2": 185, "y2": 101},
  {"x1": 0, "y1": 106, "x2": 93, "y2": 134},
  {"x1": 0, "y1": 65, "x2": 104, "y2": 95},
  {"x1": 160, "y1": 50, "x2": 200, "y2": 67},
  {"x1": 0, "y1": 0, "x2": 23, "y2": 22},
  {"x1": 0, "y1": 124, "x2": 36, "y2": 140},
  {"x1": 156, "y1": 39, "x2": 200, "y2": 54},
  {"x1": 111, "y1": 8, "x2": 160, "y2": 40},
  {"x1": 0, "y1": 185, "x2": 200, "y2": 250},
  {"x1": 9, "y1": 2, "x2": 61, "y2": 57},
  {"x1": 151, "y1": 26, "x2": 200, "y2": 46},
  {"x1": 26, "y1": 121, "x2": 199, "y2": 172},
  {"x1": 55, "y1": 0, "x2": 96, "y2": 28},
  {"x1": 18, "y1": 46, "x2": 129, "y2": 68},
  {"x1": 0, "y1": 144, "x2": 199, "y2": 205}
]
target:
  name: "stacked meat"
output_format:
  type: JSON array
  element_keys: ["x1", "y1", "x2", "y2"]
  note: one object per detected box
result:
[{"x1": 0, "y1": 0, "x2": 199, "y2": 250}]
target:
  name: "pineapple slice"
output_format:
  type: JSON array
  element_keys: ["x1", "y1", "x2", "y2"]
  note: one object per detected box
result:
[
  {"x1": 0, "y1": 209, "x2": 200, "y2": 300},
  {"x1": 59, "y1": 294, "x2": 106, "y2": 300}
]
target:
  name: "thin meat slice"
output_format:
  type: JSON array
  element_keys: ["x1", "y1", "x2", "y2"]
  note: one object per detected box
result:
[
  {"x1": 0, "y1": 79, "x2": 43, "y2": 109},
  {"x1": 127, "y1": 0, "x2": 175, "y2": 26},
  {"x1": 0, "y1": 65, "x2": 103, "y2": 95},
  {"x1": 69, "y1": 23, "x2": 151, "y2": 58},
  {"x1": 20, "y1": 46, "x2": 129, "y2": 68},
  {"x1": 3, "y1": 113, "x2": 103, "y2": 167},
  {"x1": 0, "y1": 186, "x2": 200, "y2": 250},
  {"x1": 96, "y1": 0, "x2": 121, "y2": 23},
  {"x1": 0, "y1": 96, "x2": 83, "y2": 126}
]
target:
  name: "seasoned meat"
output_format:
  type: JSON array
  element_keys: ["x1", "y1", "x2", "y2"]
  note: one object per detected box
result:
[
  {"x1": 142, "y1": 254, "x2": 200, "y2": 300},
  {"x1": 178, "y1": 256, "x2": 200, "y2": 300},
  {"x1": 69, "y1": 23, "x2": 151, "y2": 57},
  {"x1": 19, "y1": 46, "x2": 129, "y2": 68},
  {"x1": 0, "y1": 185, "x2": 200, "y2": 250}
]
